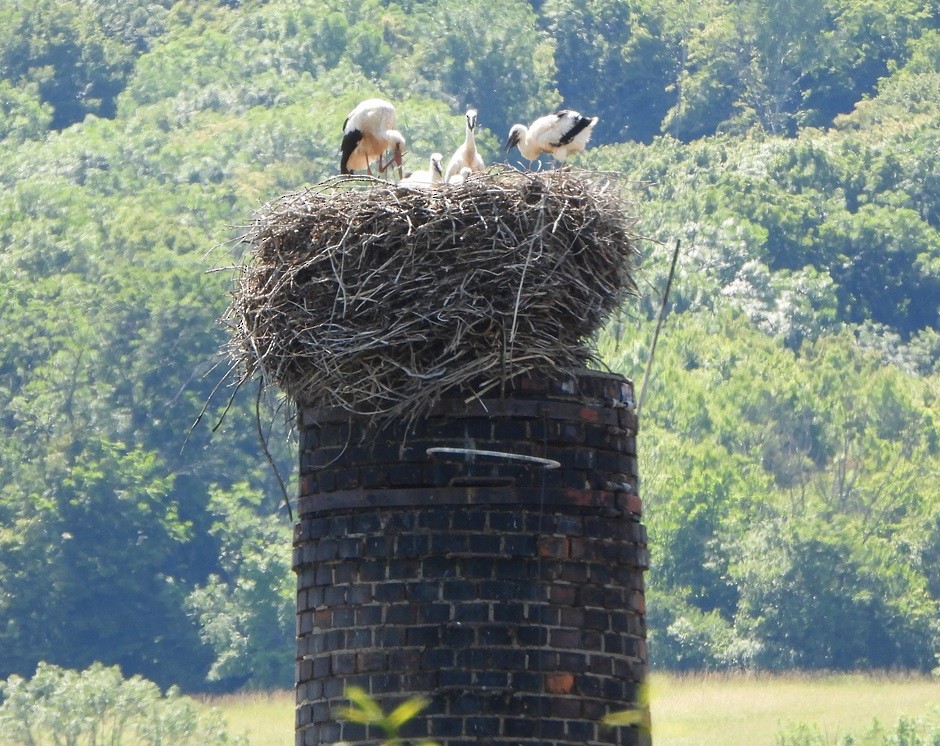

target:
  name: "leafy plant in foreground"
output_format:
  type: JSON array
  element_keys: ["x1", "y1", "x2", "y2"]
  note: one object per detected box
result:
[{"x1": 336, "y1": 686, "x2": 438, "y2": 746}]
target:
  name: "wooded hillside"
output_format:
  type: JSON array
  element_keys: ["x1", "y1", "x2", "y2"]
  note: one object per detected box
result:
[{"x1": 0, "y1": 0, "x2": 936, "y2": 691}]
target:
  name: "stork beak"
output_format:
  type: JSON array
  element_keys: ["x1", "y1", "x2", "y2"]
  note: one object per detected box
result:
[{"x1": 505, "y1": 132, "x2": 519, "y2": 152}]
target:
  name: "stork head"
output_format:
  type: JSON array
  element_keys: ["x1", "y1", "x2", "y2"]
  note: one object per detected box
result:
[
  {"x1": 505, "y1": 124, "x2": 525, "y2": 152},
  {"x1": 388, "y1": 130, "x2": 406, "y2": 177},
  {"x1": 430, "y1": 153, "x2": 445, "y2": 181},
  {"x1": 466, "y1": 109, "x2": 478, "y2": 131}
]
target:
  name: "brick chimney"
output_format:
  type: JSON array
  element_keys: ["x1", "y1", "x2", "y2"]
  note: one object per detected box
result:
[{"x1": 293, "y1": 369, "x2": 649, "y2": 745}]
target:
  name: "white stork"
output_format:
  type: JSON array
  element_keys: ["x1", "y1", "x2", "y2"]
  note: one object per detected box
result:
[
  {"x1": 505, "y1": 110, "x2": 598, "y2": 165},
  {"x1": 447, "y1": 166, "x2": 473, "y2": 185},
  {"x1": 445, "y1": 108, "x2": 485, "y2": 182},
  {"x1": 398, "y1": 152, "x2": 445, "y2": 189},
  {"x1": 340, "y1": 98, "x2": 406, "y2": 178}
]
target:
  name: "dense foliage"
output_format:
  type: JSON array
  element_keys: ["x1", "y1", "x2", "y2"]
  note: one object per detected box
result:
[{"x1": 0, "y1": 0, "x2": 936, "y2": 690}]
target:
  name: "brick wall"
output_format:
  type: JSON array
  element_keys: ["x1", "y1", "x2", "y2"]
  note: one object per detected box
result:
[{"x1": 293, "y1": 370, "x2": 649, "y2": 745}]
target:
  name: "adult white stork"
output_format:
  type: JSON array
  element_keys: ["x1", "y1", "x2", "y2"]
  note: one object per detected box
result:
[
  {"x1": 445, "y1": 108, "x2": 486, "y2": 182},
  {"x1": 340, "y1": 98, "x2": 405, "y2": 178},
  {"x1": 505, "y1": 110, "x2": 599, "y2": 165},
  {"x1": 398, "y1": 152, "x2": 445, "y2": 189}
]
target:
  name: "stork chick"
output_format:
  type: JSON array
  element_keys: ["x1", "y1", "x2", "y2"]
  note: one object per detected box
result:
[
  {"x1": 399, "y1": 152, "x2": 445, "y2": 189},
  {"x1": 445, "y1": 108, "x2": 486, "y2": 183},
  {"x1": 447, "y1": 166, "x2": 474, "y2": 185},
  {"x1": 340, "y1": 98, "x2": 406, "y2": 178},
  {"x1": 505, "y1": 110, "x2": 598, "y2": 166}
]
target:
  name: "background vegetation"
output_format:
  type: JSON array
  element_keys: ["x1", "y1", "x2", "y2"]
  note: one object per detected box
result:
[{"x1": 0, "y1": 0, "x2": 936, "y2": 694}]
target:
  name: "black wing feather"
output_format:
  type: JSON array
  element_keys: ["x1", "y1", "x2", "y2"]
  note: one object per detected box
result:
[
  {"x1": 556, "y1": 114, "x2": 593, "y2": 146},
  {"x1": 340, "y1": 128, "x2": 364, "y2": 174}
]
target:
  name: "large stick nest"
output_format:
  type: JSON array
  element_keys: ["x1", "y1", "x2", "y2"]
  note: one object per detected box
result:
[{"x1": 225, "y1": 168, "x2": 637, "y2": 421}]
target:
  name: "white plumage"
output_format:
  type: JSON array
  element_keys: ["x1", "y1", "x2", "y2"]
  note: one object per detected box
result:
[
  {"x1": 398, "y1": 152, "x2": 445, "y2": 189},
  {"x1": 445, "y1": 109, "x2": 486, "y2": 182},
  {"x1": 447, "y1": 166, "x2": 474, "y2": 185},
  {"x1": 341, "y1": 98, "x2": 406, "y2": 178},
  {"x1": 505, "y1": 110, "x2": 598, "y2": 164}
]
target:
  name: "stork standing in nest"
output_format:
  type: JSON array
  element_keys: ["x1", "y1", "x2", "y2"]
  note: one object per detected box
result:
[
  {"x1": 505, "y1": 110, "x2": 598, "y2": 166},
  {"x1": 340, "y1": 98, "x2": 405, "y2": 178},
  {"x1": 445, "y1": 108, "x2": 486, "y2": 183}
]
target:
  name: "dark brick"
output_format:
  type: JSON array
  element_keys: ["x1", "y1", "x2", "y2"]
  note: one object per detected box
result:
[
  {"x1": 501, "y1": 534, "x2": 537, "y2": 556},
  {"x1": 333, "y1": 562, "x2": 356, "y2": 585},
  {"x1": 314, "y1": 565, "x2": 333, "y2": 585},
  {"x1": 465, "y1": 717, "x2": 499, "y2": 736},
  {"x1": 375, "y1": 627, "x2": 406, "y2": 647},
  {"x1": 478, "y1": 625, "x2": 513, "y2": 645},
  {"x1": 548, "y1": 629, "x2": 581, "y2": 650},
  {"x1": 430, "y1": 533, "x2": 468, "y2": 554},
  {"x1": 510, "y1": 670, "x2": 542, "y2": 691},
  {"x1": 452, "y1": 691, "x2": 484, "y2": 714},
  {"x1": 453, "y1": 509, "x2": 486, "y2": 530},
  {"x1": 439, "y1": 668, "x2": 473, "y2": 688},
  {"x1": 338, "y1": 538, "x2": 361, "y2": 559},
  {"x1": 408, "y1": 581, "x2": 440, "y2": 602},
  {"x1": 358, "y1": 561, "x2": 387, "y2": 582},
  {"x1": 557, "y1": 651, "x2": 589, "y2": 673},
  {"x1": 578, "y1": 673, "x2": 603, "y2": 697},
  {"x1": 331, "y1": 652, "x2": 355, "y2": 674},
  {"x1": 361, "y1": 537, "x2": 394, "y2": 560},
  {"x1": 552, "y1": 696, "x2": 581, "y2": 718},
  {"x1": 442, "y1": 624, "x2": 475, "y2": 647},
  {"x1": 567, "y1": 719, "x2": 595, "y2": 741},
  {"x1": 311, "y1": 655, "x2": 330, "y2": 678},
  {"x1": 492, "y1": 602, "x2": 526, "y2": 623},
  {"x1": 352, "y1": 513, "x2": 382, "y2": 533},
  {"x1": 355, "y1": 651, "x2": 386, "y2": 672},
  {"x1": 322, "y1": 677, "x2": 345, "y2": 698},
  {"x1": 370, "y1": 673, "x2": 402, "y2": 693},
  {"x1": 332, "y1": 607, "x2": 354, "y2": 628},
  {"x1": 473, "y1": 670, "x2": 509, "y2": 688},
  {"x1": 467, "y1": 533, "x2": 502, "y2": 554},
  {"x1": 347, "y1": 584, "x2": 372, "y2": 604},
  {"x1": 585, "y1": 608, "x2": 610, "y2": 631},
  {"x1": 420, "y1": 648, "x2": 454, "y2": 669},
  {"x1": 322, "y1": 629, "x2": 344, "y2": 651},
  {"x1": 374, "y1": 582, "x2": 406, "y2": 602},
  {"x1": 493, "y1": 557, "x2": 530, "y2": 580},
  {"x1": 488, "y1": 512, "x2": 524, "y2": 532},
  {"x1": 407, "y1": 625, "x2": 441, "y2": 646},
  {"x1": 388, "y1": 558, "x2": 421, "y2": 579},
  {"x1": 459, "y1": 557, "x2": 494, "y2": 579},
  {"x1": 346, "y1": 628, "x2": 372, "y2": 648},
  {"x1": 422, "y1": 556, "x2": 457, "y2": 579},
  {"x1": 516, "y1": 626, "x2": 547, "y2": 646},
  {"x1": 589, "y1": 655, "x2": 613, "y2": 676},
  {"x1": 453, "y1": 603, "x2": 489, "y2": 623},
  {"x1": 419, "y1": 603, "x2": 451, "y2": 624},
  {"x1": 429, "y1": 717, "x2": 462, "y2": 737},
  {"x1": 505, "y1": 718, "x2": 536, "y2": 737},
  {"x1": 356, "y1": 604, "x2": 382, "y2": 627},
  {"x1": 480, "y1": 579, "x2": 528, "y2": 602},
  {"x1": 323, "y1": 585, "x2": 346, "y2": 606},
  {"x1": 385, "y1": 604, "x2": 416, "y2": 625},
  {"x1": 396, "y1": 533, "x2": 430, "y2": 556},
  {"x1": 442, "y1": 580, "x2": 478, "y2": 601}
]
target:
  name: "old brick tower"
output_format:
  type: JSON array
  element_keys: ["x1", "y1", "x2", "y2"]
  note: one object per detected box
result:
[{"x1": 293, "y1": 369, "x2": 649, "y2": 745}]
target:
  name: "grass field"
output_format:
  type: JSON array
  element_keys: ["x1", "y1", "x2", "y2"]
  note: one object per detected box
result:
[{"x1": 211, "y1": 673, "x2": 939, "y2": 745}]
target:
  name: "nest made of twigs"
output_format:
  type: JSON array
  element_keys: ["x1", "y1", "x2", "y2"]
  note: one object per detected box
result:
[{"x1": 225, "y1": 168, "x2": 637, "y2": 422}]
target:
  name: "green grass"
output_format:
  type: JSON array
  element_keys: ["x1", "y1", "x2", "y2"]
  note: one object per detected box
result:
[
  {"x1": 207, "y1": 690, "x2": 294, "y2": 746},
  {"x1": 210, "y1": 673, "x2": 939, "y2": 745}
]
